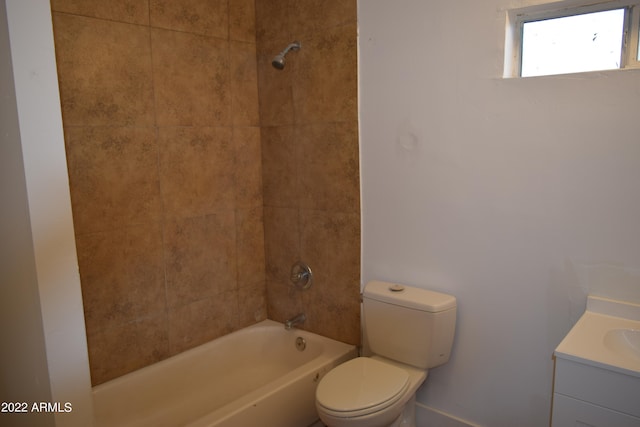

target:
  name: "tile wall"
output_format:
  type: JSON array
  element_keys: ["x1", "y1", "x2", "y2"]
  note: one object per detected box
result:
[
  {"x1": 51, "y1": 0, "x2": 264, "y2": 385},
  {"x1": 255, "y1": 0, "x2": 360, "y2": 345},
  {"x1": 51, "y1": 0, "x2": 359, "y2": 386}
]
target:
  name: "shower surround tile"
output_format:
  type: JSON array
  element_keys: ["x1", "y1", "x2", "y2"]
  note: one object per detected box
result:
[
  {"x1": 257, "y1": 0, "x2": 360, "y2": 344},
  {"x1": 297, "y1": 122, "x2": 360, "y2": 212},
  {"x1": 230, "y1": 0, "x2": 256, "y2": 42},
  {"x1": 238, "y1": 281, "x2": 268, "y2": 326},
  {"x1": 51, "y1": 0, "x2": 149, "y2": 25},
  {"x1": 63, "y1": 126, "x2": 161, "y2": 234},
  {"x1": 231, "y1": 41, "x2": 260, "y2": 126},
  {"x1": 235, "y1": 207, "x2": 266, "y2": 288},
  {"x1": 52, "y1": 13, "x2": 154, "y2": 126},
  {"x1": 263, "y1": 207, "x2": 300, "y2": 284},
  {"x1": 299, "y1": 210, "x2": 361, "y2": 291},
  {"x1": 151, "y1": 28, "x2": 231, "y2": 127},
  {"x1": 87, "y1": 314, "x2": 169, "y2": 385},
  {"x1": 163, "y1": 213, "x2": 237, "y2": 309},
  {"x1": 303, "y1": 289, "x2": 361, "y2": 345},
  {"x1": 256, "y1": 41, "x2": 296, "y2": 127},
  {"x1": 289, "y1": 0, "x2": 358, "y2": 35},
  {"x1": 234, "y1": 127, "x2": 263, "y2": 208},
  {"x1": 293, "y1": 24, "x2": 358, "y2": 124},
  {"x1": 150, "y1": 0, "x2": 228, "y2": 39},
  {"x1": 255, "y1": 0, "x2": 291, "y2": 43},
  {"x1": 266, "y1": 278, "x2": 303, "y2": 324},
  {"x1": 158, "y1": 126, "x2": 235, "y2": 219},
  {"x1": 168, "y1": 293, "x2": 238, "y2": 355},
  {"x1": 300, "y1": 211, "x2": 361, "y2": 344},
  {"x1": 261, "y1": 122, "x2": 360, "y2": 212},
  {"x1": 53, "y1": 0, "x2": 359, "y2": 385},
  {"x1": 261, "y1": 125, "x2": 298, "y2": 208},
  {"x1": 75, "y1": 224, "x2": 166, "y2": 334}
]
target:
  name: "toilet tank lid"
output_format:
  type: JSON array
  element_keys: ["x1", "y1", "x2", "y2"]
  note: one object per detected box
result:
[{"x1": 364, "y1": 281, "x2": 456, "y2": 312}]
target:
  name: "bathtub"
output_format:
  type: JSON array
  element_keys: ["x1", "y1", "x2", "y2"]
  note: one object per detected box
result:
[{"x1": 92, "y1": 319, "x2": 357, "y2": 427}]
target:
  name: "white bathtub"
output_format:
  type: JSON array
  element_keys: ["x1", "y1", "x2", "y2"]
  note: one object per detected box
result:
[{"x1": 92, "y1": 319, "x2": 357, "y2": 427}]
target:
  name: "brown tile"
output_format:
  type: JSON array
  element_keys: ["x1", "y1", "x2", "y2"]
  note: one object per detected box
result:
[
  {"x1": 235, "y1": 207, "x2": 265, "y2": 288},
  {"x1": 64, "y1": 126, "x2": 161, "y2": 234},
  {"x1": 324, "y1": 212, "x2": 361, "y2": 290},
  {"x1": 289, "y1": 0, "x2": 357, "y2": 35},
  {"x1": 60, "y1": 0, "x2": 363, "y2": 379},
  {"x1": 230, "y1": 0, "x2": 256, "y2": 42},
  {"x1": 158, "y1": 127, "x2": 234, "y2": 219},
  {"x1": 297, "y1": 122, "x2": 360, "y2": 212},
  {"x1": 151, "y1": 28, "x2": 230, "y2": 126},
  {"x1": 263, "y1": 207, "x2": 300, "y2": 283},
  {"x1": 255, "y1": 0, "x2": 291, "y2": 43},
  {"x1": 234, "y1": 127, "x2": 262, "y2": 208},
  {"x1": 163, "y1": 213, "x2": 237, "y2": 308},
  {"x1": 300, "y1": 211, "x2": 360, "y2": 303},
  {"x1": 52, "y1": 13, "x2": 154, "y2": 126},
  {"x1": 150, "y1": 0, "x2": 228, "y2": 39},
  {"x1": 51, "y1": 0, "x2": 149, "y2": 25},
  {"x1": 298, "y1": 210, "x2": 330, "y2": 286},
  {"x1": 168, "y1": 294, "x2": 238, "y2": 355},
  {"x1": 298, "y1": 210, "x2": 360, "y2": 344},
  {"x1": 261, "y1": 126, "x2": 298, "y2": 207},
  {"x1": 87, "y1": 313, "x2": 169, "y2": 385},
  {"x1": 303, "y1": 291, "x2": 360, "y2": 345},
  {"x1": 256, "y1": 47, "x2": 296, "y2": 127},
  {"x1": 266, "y1": 279, "x2": 303, "y2": 324},
  {"x1": 231, "y1": 41, "x2": 260, "y2": 126},
  {"x1": 293, "y1": 24, "x2": 358, "y2": 123},
  {"x1": 238, "y1": 282, "x2": 267, "y2": 327},
  {"x1": 75, "y1": 224, "x2": 166, "y2": 334}
]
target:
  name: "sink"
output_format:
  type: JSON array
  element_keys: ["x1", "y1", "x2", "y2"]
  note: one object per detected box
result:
[
  {"x1": 552, "y1": 296, "x2": 640, "y2": 425},
  {"x1": 604, "y1": 328, "x2": 640, "y2": 361},
  {"x1": 554, "y1": 295, "x2": 640, "y2": 376}
]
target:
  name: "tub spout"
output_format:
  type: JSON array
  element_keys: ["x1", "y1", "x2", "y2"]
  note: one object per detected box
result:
[{"x1": 285, "y1": 313, "x2": 306, "y2": 330}]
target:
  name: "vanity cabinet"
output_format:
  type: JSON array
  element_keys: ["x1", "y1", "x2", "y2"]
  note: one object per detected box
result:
[
  {"x1": 552, "y1": 358, "x2": 640, "y2": 427},
  {"x1": 552, "y1": 295, "x2": 640, "y2": 427}
]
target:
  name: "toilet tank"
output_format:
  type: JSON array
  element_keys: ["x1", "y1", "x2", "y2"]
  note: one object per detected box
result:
[{"x1": 363, "y1": 281, "x2": 457, "y2": 370}]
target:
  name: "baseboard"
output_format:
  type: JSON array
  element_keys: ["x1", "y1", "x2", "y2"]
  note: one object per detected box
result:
[{"x1": 415, "y1": 402, "x2": 481, "y2": 427}]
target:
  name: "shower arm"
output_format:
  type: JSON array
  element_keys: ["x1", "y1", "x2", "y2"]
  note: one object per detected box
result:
[{"x1": 279, "y1": 41, "x2": 301, "y2": 57}]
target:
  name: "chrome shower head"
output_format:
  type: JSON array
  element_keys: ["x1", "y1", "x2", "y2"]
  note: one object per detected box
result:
[
  {"x1": 272, "y1": 41, "x2": 301, "y2": 70},
  {"x1": 271, "y1": 54, "x2": 286, "y2": 70}
]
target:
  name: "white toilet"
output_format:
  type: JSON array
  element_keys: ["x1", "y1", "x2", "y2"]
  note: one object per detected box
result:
[{"x1": 315, "y1": 280, "x2": 457, "y2": 427}]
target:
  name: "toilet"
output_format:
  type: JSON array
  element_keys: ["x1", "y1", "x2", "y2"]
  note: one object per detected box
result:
[{"x1": 315, "y1": 280, "x2": 457, "y2": 427}]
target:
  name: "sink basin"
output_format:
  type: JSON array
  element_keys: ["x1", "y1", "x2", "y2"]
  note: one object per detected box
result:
[{"x1": 604, "y1": 329, "x2": 640, "y2": 361}]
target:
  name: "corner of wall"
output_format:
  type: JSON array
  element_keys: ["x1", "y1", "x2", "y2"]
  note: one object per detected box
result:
[{"x1": 3, "y1": 0, "x2": 94, "y2": 425}]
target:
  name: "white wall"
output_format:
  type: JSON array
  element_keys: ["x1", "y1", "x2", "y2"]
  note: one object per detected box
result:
[
  {"x1": 0, "y1": 1, "x2": 93, "y2": 426},
  {"x1": 359, "y1": 1, "x2": 640, "y2": 426},
  {"x1": 1, "y1": 2, "x2": 54, "y2": 426}
]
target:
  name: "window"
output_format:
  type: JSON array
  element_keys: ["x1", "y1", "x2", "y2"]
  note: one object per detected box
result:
[{"x1": 505, "y1": 0, "x2": 640, "y2": 77}]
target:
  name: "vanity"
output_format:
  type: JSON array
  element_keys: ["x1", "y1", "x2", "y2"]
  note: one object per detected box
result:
[{"x1": 552, "y1": 296, "x2": 640, "y2": 427}]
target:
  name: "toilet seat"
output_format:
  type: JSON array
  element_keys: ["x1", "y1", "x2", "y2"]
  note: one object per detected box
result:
[{"x1": 316, "y1": 357, "x2": 410, "y2": 418}]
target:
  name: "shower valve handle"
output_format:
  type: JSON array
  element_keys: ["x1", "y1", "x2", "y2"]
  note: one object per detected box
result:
[{"x1": 290, "y1": 261, "x2": 312, "y2": 290}]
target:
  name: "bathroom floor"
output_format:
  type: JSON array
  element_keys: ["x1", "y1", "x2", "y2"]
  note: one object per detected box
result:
[{"x1": 309, "y1": 420, "x2": 326, "y2": 427}]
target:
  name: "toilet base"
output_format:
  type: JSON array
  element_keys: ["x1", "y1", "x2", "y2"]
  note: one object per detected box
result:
[{"x1": 390, "y1": 395, "x2": 416, "y2": 427}]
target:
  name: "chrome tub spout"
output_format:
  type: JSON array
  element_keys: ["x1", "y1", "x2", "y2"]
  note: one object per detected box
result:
[{"x1": 285, "y1": 313, "x2": 306, "y2": 330}]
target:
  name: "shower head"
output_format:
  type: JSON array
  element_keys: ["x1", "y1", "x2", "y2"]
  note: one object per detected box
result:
[{"x1": 272, "y1": 41, "x2": 301, "y2": 70}]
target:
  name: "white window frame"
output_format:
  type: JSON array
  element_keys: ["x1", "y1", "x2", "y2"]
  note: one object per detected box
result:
[{"x1": 504, "y1": 0, "x2": 640, "y2": 77}]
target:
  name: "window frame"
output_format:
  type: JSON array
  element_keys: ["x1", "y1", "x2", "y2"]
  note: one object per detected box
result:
[{"x1": 504, "y1": 0, "x2": 640, "y2": 78}]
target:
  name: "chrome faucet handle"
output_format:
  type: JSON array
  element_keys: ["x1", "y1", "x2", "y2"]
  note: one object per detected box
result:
[{"x1": 290, "y1": 261, "x2": 313, "y2": 290}]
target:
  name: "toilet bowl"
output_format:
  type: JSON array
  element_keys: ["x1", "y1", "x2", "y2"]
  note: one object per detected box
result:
[
  {"x1": 316, "y1": 356, "x2": 427, "y2": 427},
  {"x1": 315, "y1": 281, "x2": 457, "y2": 427}
]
